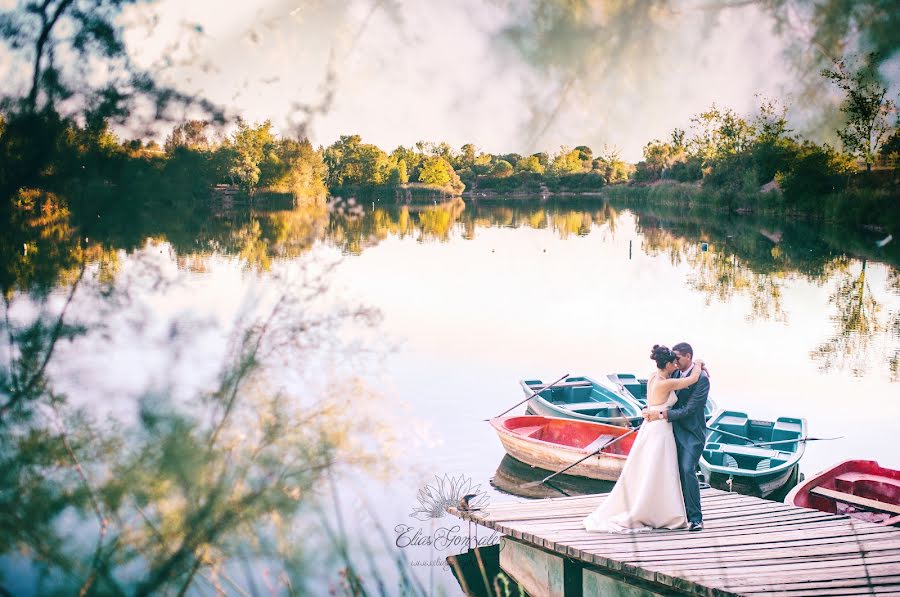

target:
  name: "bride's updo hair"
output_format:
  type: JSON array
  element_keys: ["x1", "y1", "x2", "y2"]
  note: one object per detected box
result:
[{"x1": 650, "y1": 344, "x2": 676, "y2": 369}]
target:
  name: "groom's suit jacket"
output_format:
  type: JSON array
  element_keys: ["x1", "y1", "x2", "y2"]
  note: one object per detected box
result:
[{"x1": 668, "y1": 367, "x2": 710, "y2": 447}]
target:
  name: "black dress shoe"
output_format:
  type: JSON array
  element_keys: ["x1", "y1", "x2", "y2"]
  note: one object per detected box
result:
[{"x1": 689, "y1": 521, "x2": 704, "y2": 532}]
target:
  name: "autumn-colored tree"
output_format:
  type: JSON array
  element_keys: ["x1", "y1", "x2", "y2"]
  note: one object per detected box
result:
[
  {"x1": 418, "y1": 156, "x2": 453, "y2": 186},
  {"x1": 548, "y1": 146, "x2": 584, "y2": 175},
  {"x1": 516, "y1": 155, "x2": 545, "y2": 174}
]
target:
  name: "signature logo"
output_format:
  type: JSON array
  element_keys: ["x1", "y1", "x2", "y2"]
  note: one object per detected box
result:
[{"x1": 409, "y1": 473, "x2": 490, "y2": 520}]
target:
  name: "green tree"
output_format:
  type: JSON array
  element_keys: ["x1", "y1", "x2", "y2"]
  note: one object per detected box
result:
[
  {"x1": 776, "y1": 141, "x2": 855, "y2": 202},
  {"x1": 574, "y1": 145, "x2": 593, "y2": 162},
  {"x1": 491, "y1": 159, "x2": 514, "y2": 178},
  {"x1": 635, "y1": 139, "x2": 685, "y2": 181},
  {"x1": 455, "y1": 143, "x2": 477, "y2": 170},
  {"x1": 752, "y1": 97, "x2": 791, "y2": 146},
  {"x1": 750, "y1": 97, "x2": 797, "y2": 184},
  {"x1": 325, "y1": 135, "x2": 390, "y2": 187},
  {"x1": 881, "y1": 126, "x2": 900, "y2": 166},
  {"x1": 688, "y1": 105, "x2": 754, "y2": 166},
  {"x1": 388, "y1": 159, "x2": 409, "y2": 185},
  {"x1": 164, "y1": 121, "x2": 211, "y2": 153},
  {"x1": 265, "y1": 137, "x2": 327, "y2": 202},
  {"x1": 593, "y1": 147, "x2": 631, "y2": 183},
  {"x1": 822, "y1": 55, "x2": 897, "y2": 172},
  {"x1": 228, "y1": 119, "x2": 275, "y2": 193},
  {"x1": 391, "y1": 146, "x2": 425, "y2": 181}
]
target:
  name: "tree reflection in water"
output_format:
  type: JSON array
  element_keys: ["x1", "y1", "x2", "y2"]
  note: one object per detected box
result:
[
  {"x1": 811, "y1": 259, "x2": 896, "y2": 378},
  {"x1": 625, "y1": 206, "x2": 898, "y2": 377},
  {"x1": 320, "y1": 197, "x2": 899, "y2": 380},
  {"x1": 0, "y1": 192, "x2": 399, "y2": 594},
  {"x1": 2, "y1": 190, "x2": 899, "y2": 592}
]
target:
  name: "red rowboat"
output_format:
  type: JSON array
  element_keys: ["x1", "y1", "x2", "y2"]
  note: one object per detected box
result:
[
  {"x1": 489, "y1": 415, "x2": 637, "y2": 481},
  {"x1": 785, "y1": 460, "x2": 900, "y2": 526}
]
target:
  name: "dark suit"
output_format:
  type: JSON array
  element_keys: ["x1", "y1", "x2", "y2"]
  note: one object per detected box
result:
[{"x1": 668, "y1": 367, "x2": 710, "y2": 524}]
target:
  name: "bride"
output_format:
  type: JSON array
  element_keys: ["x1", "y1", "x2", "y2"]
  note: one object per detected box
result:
[{"x1": 583, "y1": 345, "x2": 704, "y2": 533}]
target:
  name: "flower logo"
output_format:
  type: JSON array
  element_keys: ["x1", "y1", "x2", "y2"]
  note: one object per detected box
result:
[{"x1": 410, "y1": 473, "x2": 490, "y2": 521}]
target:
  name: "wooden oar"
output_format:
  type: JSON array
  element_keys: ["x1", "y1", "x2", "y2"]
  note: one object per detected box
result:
[
  {"x1": 751, "y1": 436, "x2": 844, "y2": 448},
  {"x1": 519, "y1": 428, "x2": 639, "y2": 489},
  {"x1": 487, "y1": 373, "x2": 570, "y2": 420},
  {"x1": 707, "y1": 426, "x2": 844, "y2": 448},
  {"x1": 706, "y1": 426, "x2": 754, "y2": 444}
]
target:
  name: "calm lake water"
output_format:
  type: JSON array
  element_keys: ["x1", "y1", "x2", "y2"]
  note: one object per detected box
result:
[{"x1": 3, "y1": 196, "x2": 899, "y2": 595}]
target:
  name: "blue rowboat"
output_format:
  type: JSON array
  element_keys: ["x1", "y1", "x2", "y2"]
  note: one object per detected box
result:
[
  {"x1": 519, "y1": 376, "x2": 644, "y2": 427},
  {"x1": 701, "y1": 410, "x2": 807, "y2": 498},
  {"x1": 606, "y1": 372, "x2": 718, "y2": 420}
]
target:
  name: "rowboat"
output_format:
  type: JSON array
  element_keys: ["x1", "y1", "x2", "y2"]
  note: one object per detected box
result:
[
  {"x1": 606, "y1": 372, "x2": 718, "y2": 420},
  {"x1": 489, "y1": 415, "x2": 637, "y2": 481},
  {"x1": 700, "y1": 410, "x2": 806, "y2": 498},
  {"x1": 785, "y1": 460, "x2": 900, "y2": 526},
  {"x1": 519, "y1": 376, "x2": 644, "y2": 427}
]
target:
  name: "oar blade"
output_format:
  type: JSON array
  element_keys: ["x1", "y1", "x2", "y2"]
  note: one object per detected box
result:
[{"x1": 491, "y1": 372, "x2": 570, "y2": 420}]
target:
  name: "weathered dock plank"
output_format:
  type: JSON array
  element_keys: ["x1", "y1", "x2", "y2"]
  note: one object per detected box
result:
[{"x1": 447, "y1": 487, "x2": 900, "y2": 596}]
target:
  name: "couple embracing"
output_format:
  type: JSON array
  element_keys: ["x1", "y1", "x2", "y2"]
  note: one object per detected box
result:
[{"x1": 583, "y1": 342, "x2": 710, "y2": 533}]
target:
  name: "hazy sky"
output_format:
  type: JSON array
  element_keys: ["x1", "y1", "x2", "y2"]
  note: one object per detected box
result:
[
  {"x1": 112, "y1": 0, "x2": 817, "y2": 160},
  {"x1": 1, "y1": 0, "x2": 836, "y2": 161}
]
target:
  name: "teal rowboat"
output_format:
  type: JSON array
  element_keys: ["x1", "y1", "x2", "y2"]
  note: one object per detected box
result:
[
  {"x1": 519, "y1": 376, "x2": 644, "y2": 427},
  {"x1": 606, "y1": 372, "x2": 718, "y2": 420},
  {"x1": 701, "y1": 410, "x2": 807, "y2": 498}
]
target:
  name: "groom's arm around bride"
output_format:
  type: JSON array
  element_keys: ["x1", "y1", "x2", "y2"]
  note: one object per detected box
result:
[{"x1": 663, "y1": 369, "x2": 710, "y2": 426}]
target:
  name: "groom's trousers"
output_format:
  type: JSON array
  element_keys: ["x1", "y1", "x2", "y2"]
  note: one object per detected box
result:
[{"x1": 675, "y1": 435, "x2": 704, "y2": 523}]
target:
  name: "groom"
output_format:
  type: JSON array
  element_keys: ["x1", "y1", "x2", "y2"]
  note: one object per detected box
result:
[{"x1": 643, "y1": 342, "x2": 710, "y2": 531}]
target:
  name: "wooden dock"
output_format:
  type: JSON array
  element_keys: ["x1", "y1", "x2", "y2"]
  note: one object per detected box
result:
[{"x1": 448, "y1": 487, "x2": 900, "y2": 596}]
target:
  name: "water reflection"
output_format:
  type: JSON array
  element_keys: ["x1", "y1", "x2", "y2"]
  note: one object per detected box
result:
[
  {"x1": 4, "y1": 190, "x2": 898, "y2": 381},
  {"x1": 2, "y1": 187, "x2": 899, "y2": 593},
  {"x1": 491, "y1": 455, "x2": 615, "y2": 499},
  {"x1": 1, "y1": 213, "x2": 393, "y2": 594},
  {"x1": 811, "y1": 259, "x2": 889, "y2": 378},
  {"x1": 446, "y1": 544, "x2": 523, "y2": 597}
]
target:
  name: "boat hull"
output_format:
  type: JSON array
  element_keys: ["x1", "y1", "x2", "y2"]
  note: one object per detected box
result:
[
  {"x1": 785, "y1": 459, "x2": 900, "y2": 526},
  {"x1": 703, "y1": 464, "x2": 799, "y2": 499},
  {"x1": 490, "y1": 415, "x2": 633, "y2": 482}
]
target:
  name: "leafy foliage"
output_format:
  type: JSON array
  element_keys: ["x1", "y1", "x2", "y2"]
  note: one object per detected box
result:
[
  {"x1": 822, "y1": 55, "x2": 897, "y2": 171},
  {"x1": 0, "y1": 0, "x2": 224, "y2": 127}
]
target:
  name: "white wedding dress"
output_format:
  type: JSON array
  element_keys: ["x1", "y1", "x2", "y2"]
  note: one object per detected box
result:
[{"x1": 582, "y1": 375, "x2": 688, "y2": 533}]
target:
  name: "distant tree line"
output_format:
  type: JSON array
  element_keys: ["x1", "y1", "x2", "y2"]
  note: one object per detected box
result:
[
  {"x1": 321, "y1": 135, "x2": 633, "y2": 197},
  {"x1": 632, "y1": 57, "x2": 898, "y2": 210},
  {"x1": 1, "y1": 53, "x2": 896, "y2": 212}
]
